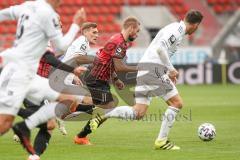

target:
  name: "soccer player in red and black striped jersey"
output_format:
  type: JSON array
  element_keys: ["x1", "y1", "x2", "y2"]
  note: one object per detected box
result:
[{"x1": 74, "y1": 16, "x2": 141, "y2": 143}]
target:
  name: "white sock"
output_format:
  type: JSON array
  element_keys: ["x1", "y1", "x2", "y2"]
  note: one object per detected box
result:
[
  {"x1": 103, "y1": 108, "x2": 114, "y2": 114},
  {"x1": 25, "y1": 102, "x2": 68, "y2": 130},
  {"x1": 157, "y1": 106, "x2": 180, "y2": 140},
  {"x1": 104, "y1": 106, "x2": 136, "y2": 120}
]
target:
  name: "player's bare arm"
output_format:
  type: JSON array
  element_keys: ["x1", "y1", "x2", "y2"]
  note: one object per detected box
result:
[
  {"x1": 111, "y1": 72, "x2": 125, "y2": 90},
  {"x1": 113, "y1": 58, "x2": 138, "y2": 72},
  {"x1": 74, "y1": 55, "x2": 94, "y2": 66}
]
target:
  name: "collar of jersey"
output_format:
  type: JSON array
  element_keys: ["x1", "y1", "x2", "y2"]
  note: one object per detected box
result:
[
  {"x1": 120, "y1": 33, "x2": 127, "y2": 43},
  {"x1": 179, "y1": 20, "x2": 186, "y2": 35}
]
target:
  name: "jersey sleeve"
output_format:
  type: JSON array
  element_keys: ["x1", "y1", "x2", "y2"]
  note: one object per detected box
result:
[
  {"x1": 156, "y1": 42, "x2": 175, "y2": 71},
  {"x1": 0, "y1": 4, "x2": 24, "y2": 21},
  {"x1": 42, "y1": 12, "x2": 62, "y2": 40},
  {"x1": 42, "y1": 10, "x2": 79, "y2": 51}
]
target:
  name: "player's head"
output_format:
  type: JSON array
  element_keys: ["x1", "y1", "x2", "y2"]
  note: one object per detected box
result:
[
  {"x1": 82, "y1": 22, "x2": 99, "y2": 45},
  {"x1": 122, "y1": 16, "x2": 141, "y2": 42},
  {"x1": 184, "y1": 10, "x2": 203, "y2": 35},
  {"x1": 47, "y1": 0, "x2": 63, "y2": 9}
]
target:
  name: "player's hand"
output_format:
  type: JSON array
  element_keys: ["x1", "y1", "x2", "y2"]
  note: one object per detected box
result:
[
  {"x1": 114, "y1": 79, "x2": 125, "y2": 90},
  {"x1": 73, "y1": 8, "x2": 86, "y2": 27},
  {"x1": 73, "y1": 76, "x2": 83, "y2": 86},
  {"x1": 73, "y1": 66, "x2": 87, "y2": 77},
  {"x1": 168, "y1": 69, "x2": 179, "y2": 84}
]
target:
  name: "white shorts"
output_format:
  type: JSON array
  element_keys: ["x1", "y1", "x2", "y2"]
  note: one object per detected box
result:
[
  {"x1": 134, "y1": 65, "x2": 178, "y2": 105},
  {"x1": 26, "y1": 75, "x2": 60, "y2": 106},
  {"x1": 0, "y1": 63, "x2": 34, "y2": 115},
  {"x1": 0, "y1": 63, "x2": 60, "y2": 116}
]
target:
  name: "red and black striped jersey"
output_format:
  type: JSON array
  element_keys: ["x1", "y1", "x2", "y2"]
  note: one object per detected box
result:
[
  {"x1": 90, "y1": 33, "x2": 129, "y2": 81},
  {"x1": 37, "y1": 50, "x2": 54, "y2": 78}
]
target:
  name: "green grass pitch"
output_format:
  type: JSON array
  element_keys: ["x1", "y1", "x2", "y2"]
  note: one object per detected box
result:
[{"x1": 0, "y1": 84, "x2": 240, "y2": 160}]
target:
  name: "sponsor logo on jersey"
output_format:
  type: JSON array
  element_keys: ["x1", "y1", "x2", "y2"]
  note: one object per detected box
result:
[
  {"x1": 168, "y1": 35, "x2": 176, "y2": 45},
  {"x1": 115, "y1": 47, "x2": 123, "y2": 57},
  {"x1": 80, "y1": 44, "x2": 87, "y2": 52}
]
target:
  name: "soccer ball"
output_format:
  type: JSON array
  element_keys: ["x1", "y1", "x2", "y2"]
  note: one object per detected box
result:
[{"x1": 198, "y1": 123, "x2": 216, "y2": 141}]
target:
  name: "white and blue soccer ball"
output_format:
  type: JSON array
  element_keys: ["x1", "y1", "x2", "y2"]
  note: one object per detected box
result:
[{"x1": 198, "y1": 123, "x2": 216, "y2": 141}]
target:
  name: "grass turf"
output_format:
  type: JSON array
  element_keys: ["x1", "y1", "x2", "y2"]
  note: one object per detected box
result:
[{"x1": 0, "y1": 84, "x2": 240, "y2": 160}]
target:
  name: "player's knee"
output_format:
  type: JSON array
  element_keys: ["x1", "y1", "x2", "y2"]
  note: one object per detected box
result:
[
  {"x1": 168, "y1": 95, "x2": 184, "y2": 109},
  {"x1": 47, "y1": 119, "x2": 56, "y2": 130},
  {"x1": 82, "y1": 96, "x2": 93, "y2": 104},
  {"x1": 135, "y1": 111, "x2": 145, "y2": 120},
  {"x1": 58, "y1": 94, "x2": 78, "y2": 112},
  {"x1": 172, "y1": 99, "x2": 183, "y2": 109},
  {"x1": 58, "y1": 94, "x2": 77, "y2": 105},
  {"x1": 133, "y1": 105, "x2": 148, "y2": 120},
  {"x1": 0, "y1": 120, "x2": 12, "y2": 135}
]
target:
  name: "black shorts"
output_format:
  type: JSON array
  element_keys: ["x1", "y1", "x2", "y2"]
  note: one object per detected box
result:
[
  {"x1": 23, "y1": 99, "x2": 42, "y2": 112},
  {"x1": 84, "y1": 74, "x2": 113, "y2": 105}
]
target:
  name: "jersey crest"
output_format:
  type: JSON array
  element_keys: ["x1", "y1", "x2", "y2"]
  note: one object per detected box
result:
[
  {"x1": 168, "y1": 35, "x2": 176, "y2": 45},
  {"x1": 80, "y1": 44, "x2": 87, "y2": 52}
]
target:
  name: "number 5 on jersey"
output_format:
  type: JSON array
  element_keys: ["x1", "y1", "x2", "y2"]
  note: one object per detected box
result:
[{"x1": 16, "y1": 14, "x2": 29, "y2": 40}]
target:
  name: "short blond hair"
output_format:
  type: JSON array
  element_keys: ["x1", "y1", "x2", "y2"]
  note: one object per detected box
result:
[
  {"x1": 122, "y1": 16, "x2": 140, "y2": 29},
  {"x1": 81, "y1": 22, "x2": 98, "y2": 32}
]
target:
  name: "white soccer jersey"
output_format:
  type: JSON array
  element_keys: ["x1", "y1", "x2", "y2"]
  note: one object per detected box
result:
[
  {"x1": 61, "y1": 35, "x2": 90, "y2": 85},
  {"x1": 139, "y1": 21, "x2": 186, "y2": 67},
  {"x1": 61, "y1": 35, "x2": 90, "y2": 62},
  {"x1": 0, "y1": 0, "x2": 80, "y2": 116},
  {"x1": 0, "y1": 0, "x2": 63, "y2": 73},
  {"x1": 135, "y1": 21, "x2": 186, "y2": 105}
]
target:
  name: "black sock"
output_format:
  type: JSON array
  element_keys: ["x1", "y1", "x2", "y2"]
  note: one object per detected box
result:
[
  {"x1": 75, "y1": 104, "x2": 95, "y2": 114},
  {"x1": 77, "y1": 118, "x2": 107, "y2": 138},
  {"x1": 77, "y1": 120, "x2": 92, "y2": 138},
  {"x1": 18, "y1": 108, "x2": 35, "y2": 119},
  {"x1": 34, "y1": 127, "x2": 51, "y2": 156}
]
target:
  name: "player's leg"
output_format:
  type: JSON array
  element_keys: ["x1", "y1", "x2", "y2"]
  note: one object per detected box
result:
[
  {"x1": 0, "y1": 66, "x2": 16, "y2": 133},
  {"x1": 96, "y1": 66, "x2": 155, "y2": 121},
  {"x1": 0, "y1": 63, "x2": 33, "y2": 136},
  {"x1": 17, "y1": 99, "x2": 41, "y2": 119},
  {"x1": 16, "y1": 98, "x2": 56, "y2": 159},
  {"x1": 74, "y1": 108, "x2": 107, "y2": 145},
  {"x1": 81, "y1": 96, "x2": 93, "y2": 105},
  {"x1": 33, "y1": 119, "x2": 55, "y2": 157},
  {"x1": 15, "y1": 94, "x2": 76, "y2": 132},
  {"x1": 20, "y1": 75, "x2": 78, "y2": 129},
  {"x1": 85, "y1": 103, "x2": 149, "y2": 137},
  {"x1": 136, "y1": 65, "x2": 182, "y2": 150},
  {"x1": 12, "y1": 76, "x2": 77, "y2": 154},
  {"x1": 56, "y1": 95, "x2": 94, "y2": 136},
  {"x1": 99, "y1": 93, "x2": 150, "y2": 121},
  {"x1": 0, "y1": 114, "x2": 15, "y2": 135},
  {"x1": 74, "y1": 80, "x2": 115, "y2": 144},
  {"x1": 90, "y1": 77, "x2": 152, "y2": 122},
  {"x1": 154, "y1": 88, "x2": 183, "y2": 150},
  {"x1": 22, "y1": 99, "x2": 56, "y2": 157},
  {"x1": 13, "y1": 100, "x2": 40, "y2": 142}
]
